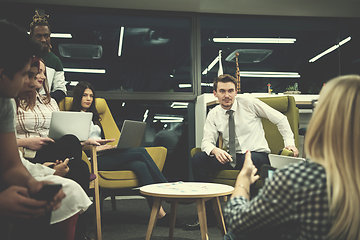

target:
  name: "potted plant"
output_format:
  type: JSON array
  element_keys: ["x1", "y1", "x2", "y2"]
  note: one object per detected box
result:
[{"x1": 284, "y1": 83, "x2": 301, "y2": 95}]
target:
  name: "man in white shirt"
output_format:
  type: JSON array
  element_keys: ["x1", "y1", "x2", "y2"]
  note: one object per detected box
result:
[{"x1": 186, "y1": 74, "x2": 298, "y2": 229}]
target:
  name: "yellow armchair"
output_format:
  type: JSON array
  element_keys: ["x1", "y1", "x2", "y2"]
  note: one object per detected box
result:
[
  {"x1": 59, "y1": 97, "x2": 167, "y2": 208},
  {"x1": 192, "y1": 95, "x2": 299, "y2": 187}
]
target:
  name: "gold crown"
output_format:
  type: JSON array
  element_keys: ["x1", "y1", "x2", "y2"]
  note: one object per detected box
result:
[{"x1": 30, "y1": 10, "x2": 49, "y2": 27}]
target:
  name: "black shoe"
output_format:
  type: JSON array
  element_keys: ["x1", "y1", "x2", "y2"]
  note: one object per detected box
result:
[
  {"x1": 183, "y1": 218, "x2": 217, "y2": 231},
  {"x1": 156, "y1": 214, "x2": 185, "y2": 228}
]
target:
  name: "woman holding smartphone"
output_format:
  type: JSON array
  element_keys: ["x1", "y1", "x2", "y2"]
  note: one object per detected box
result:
[
  {"x1": 14, "y1": 57, "x2": 92, "y2": 240},
  {"x1": 224, "y1": 75, "x2": 360, "y2": 240},
  {"x1": 16, "y1": 59, "x2": 91, "y2": 192},
  {"x1": 16, "y1": 59, "x2": 95, "y2": 240}
]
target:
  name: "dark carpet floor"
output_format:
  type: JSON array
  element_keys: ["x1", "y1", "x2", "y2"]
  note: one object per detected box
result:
[{"x1": 83, "y1": 196, "x2": 228, "y2": 240}]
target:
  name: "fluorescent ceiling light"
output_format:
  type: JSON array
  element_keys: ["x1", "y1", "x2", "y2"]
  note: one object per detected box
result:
[
  {"x1": 201, "y1": 83, "x2": 213, "y2": 87},
  {"x1": 309, "y1": 36, "x2": 351, "y2": 63},
  {"x1": 179, "y1": 83, "x2": 217, "y2": 88},
  {"x1": 68, "y1": 81, "x2": 79, "y2": 86},
  {"x1": 202, "y1": 56, "x2": 219, "y2": 75},
  {"x1": 153, "y1": 119, "x2": 183, "y2": 123},
  {"x1": 240, "y1": 71, "x2": 300, "y2": 78},
  {"x1": 143, "y1": 109, "x2": 149, "y2": 122},
  {"x1": 28, "y1": 32, "x2": 72, "y2": 38},
  {"x1": 179, "y1": 84, "x2": 192, "y2": 88},
  {"x1": 118, "y1": 26, "x2": 125, "y2": 57},
  {"x1": 63, "y1": 68, "x2": 106, "y2": 74},
  {"x1": 154, "y1": 116, "x2": 184, "y2": 120},
  {"x1": 200, "y1": 71, "x2": 300, "y2": 79},
  {"x1": 153, "y1": 115, "x2": 184, "y2": 123},
  {"x1": 51, "y1": 33, "x2": 72, "y2": 38},
  {"x1": 213, "y1": 38, "x2": 296, "y2": 44},
  {"x1": 171, "y1": 102, "x2": 189, "y2": 108}
]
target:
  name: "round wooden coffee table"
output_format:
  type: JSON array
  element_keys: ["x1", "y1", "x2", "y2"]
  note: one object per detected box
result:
[{"x1": 140, "y1": 182, "x2": 234, "y2": 240}]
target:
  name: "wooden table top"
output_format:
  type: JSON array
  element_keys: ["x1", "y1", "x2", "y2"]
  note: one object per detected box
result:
[{"x1": 140, "y1": 182, "x2": 234, "y2": 199}]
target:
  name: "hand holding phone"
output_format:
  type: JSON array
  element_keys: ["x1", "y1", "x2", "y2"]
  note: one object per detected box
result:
[{"x1": 33, "y1": 184, "x2": 62, "y2": 201}]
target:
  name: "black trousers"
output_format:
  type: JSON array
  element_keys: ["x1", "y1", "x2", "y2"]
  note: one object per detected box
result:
[
  {"x1": 29, "y1": 134, "x2": 90, "y2": 192},
  {"x1": 191, "y1": 151, "x2": 269, "y2": 218},
  {"x1": 191, "y1": 151, "x2": 269, "y2": 183}
]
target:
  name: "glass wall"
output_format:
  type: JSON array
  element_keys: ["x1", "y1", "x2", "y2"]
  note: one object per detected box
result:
[
  {"x1": 201, "y1": 15, "x2": 360, "y2": 94},
  {"x1": 2, "y1": 3, "x2": 359, "y2": 96},
  {"x1": 1, "y1": 3, "x2": 193, "y2": 95}
]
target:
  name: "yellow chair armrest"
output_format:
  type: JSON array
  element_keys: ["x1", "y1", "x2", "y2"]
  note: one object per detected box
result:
[{"x1": 145, "y1": 146, "x2": 167, "y2": 171}]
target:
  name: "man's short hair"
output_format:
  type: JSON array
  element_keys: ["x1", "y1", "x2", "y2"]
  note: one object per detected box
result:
[
  {"x1": 213, "y1": 74, "x2": 237, "y2": 92},
  {"x1": 0, "y1": 19, "x2": 42, "y2": 79}
]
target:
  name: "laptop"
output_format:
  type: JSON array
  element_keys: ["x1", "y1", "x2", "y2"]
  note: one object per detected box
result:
[
  {"x1": 97, "y1": 120, "x2": 146, "y2": 156},
  {"x1": 268, "y1": 154, "x2": 305, "y2": 169},
  {"x1": 48, "y1": 111, "x2": 93, "y2": 141}
]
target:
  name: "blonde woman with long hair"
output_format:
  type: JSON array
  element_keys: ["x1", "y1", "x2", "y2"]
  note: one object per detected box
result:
[{"x1": 223, "y1": 75, "x2": 360, "y2": 240}]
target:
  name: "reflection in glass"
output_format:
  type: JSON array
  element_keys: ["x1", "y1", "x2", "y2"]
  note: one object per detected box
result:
[
  {"x1": 47, "y1": 11, "x2": 193, "y2": 93},
  {"x1": 201, "y1": 16, "x2": 342, "y2": 94}
]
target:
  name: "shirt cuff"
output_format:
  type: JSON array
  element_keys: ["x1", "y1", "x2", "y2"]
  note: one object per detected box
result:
[{"x1": 284, "y1": 138, "x2": 295, "y2": 148}]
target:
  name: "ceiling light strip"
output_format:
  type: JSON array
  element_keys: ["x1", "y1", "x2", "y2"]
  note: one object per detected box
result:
[
  {"x1": 68, "y1": 81, "x2": 79, "y2": 86},
  {"x1": 171, "y1": 102, "x2": 189, "y2": 107},
  {"x1": 309, "y1": 36, "x2": 351, "y2": 63},
  {"x1": 171, "y1": 106, "x2": 188, "y2": 109},
  {"x1": 243, "y1": 71, "x2": 299, "y2": 75},
  {"x1": 213, "y1": 38, "x2": 296, "y2": 44},
  {"x1": 118, "y1": 26, "x2": 125, "y2": 57},
  {"x1": 201, "y1": 83, "x2": 213, "y2": 87},
  {"x1": 154, "y1": 116, "x2": 184, "y2": 120},
  {"x1": 202, "y1": 56, "x2": 219, "y2": 75},
  {"x1": 240, "y1": 74, "x2": 300, "y2": 78},
  {"x1": 63, "y1": 68, "x2": 106, "y2": 74},
  {"x1": 51, "y1": 33, "x2": 72, "y2": 38},
  {"x1": 153, "y1": 119, "x2": 184, "y2": 123},
  {"x1": 171, "y1": 102, "x2": 189, "y2": 108},
  {"x1": 143, "y1": 109, "x2": 149, "y2": 122},
  {"x1": 28, "y1": 32, "x2": 72, "y2": 38},
  {"x1": 179, "y1": 84, "x2": 192, "y2": 88}
]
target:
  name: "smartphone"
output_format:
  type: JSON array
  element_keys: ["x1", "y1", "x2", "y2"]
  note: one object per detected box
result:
[
  {"x1": 33, "y1": 184, "x2": 62, "y2": 201},
  {"x1": 48, "y1": 157, "x2": 74, "y2": 168}
]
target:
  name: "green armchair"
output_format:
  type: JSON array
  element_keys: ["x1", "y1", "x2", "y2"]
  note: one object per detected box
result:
[
  {"x1": 59, "y1": 97, "x2": 167, "y2": 209},
  {"x1": 191, "y1": 95, "x2": 299, "y2": 187}
]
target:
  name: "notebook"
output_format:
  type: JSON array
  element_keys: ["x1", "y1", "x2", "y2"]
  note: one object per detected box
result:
[
  {"x1": 48, "y1": 111, "x2": 93, "y2": 141},
  {"x1": 268, "y1": 154, "x2": 305, "y2": 169},
  {"x1": 97, "y1": 120, "x2": 146, "y2": 156}
]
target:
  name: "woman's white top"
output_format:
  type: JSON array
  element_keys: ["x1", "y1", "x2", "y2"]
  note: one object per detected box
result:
[{"x1": 88, "y1": 120, "x2": 102, "y2": 140}]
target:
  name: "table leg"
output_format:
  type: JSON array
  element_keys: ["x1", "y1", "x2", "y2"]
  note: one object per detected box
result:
[
  {"x1": 196, "y1": 198, "x2": 209, "y2": 240},
  {"x1": 212, "y1": 197, "x2": 227, "y2": 236},
  {"x1": 169, "y1": 200, "x2": 178, "y2": 240},
  {"x1": 145, "y1": 197, "x2": 162, "y2": 240}
]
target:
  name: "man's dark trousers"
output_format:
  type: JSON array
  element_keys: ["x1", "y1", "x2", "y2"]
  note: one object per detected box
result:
[
  {"x1": 192, "y1": 151, "x2": 269, "y2": 182},
  {"x1": 191, "y1": 151, "x2": 270, "y2": 221}
]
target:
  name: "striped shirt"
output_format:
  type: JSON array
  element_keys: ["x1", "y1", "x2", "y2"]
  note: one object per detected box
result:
[{"x1": 16, "y1": 93, "x2": 59, "y2": 138}]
